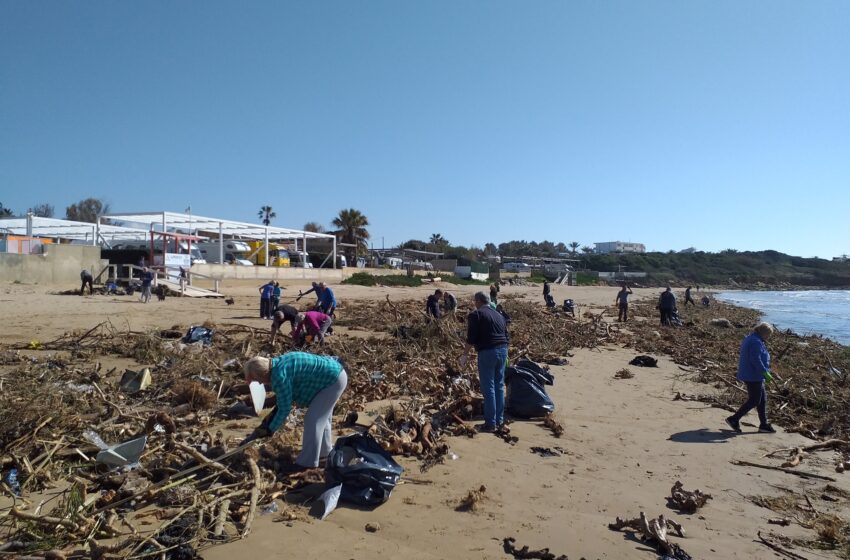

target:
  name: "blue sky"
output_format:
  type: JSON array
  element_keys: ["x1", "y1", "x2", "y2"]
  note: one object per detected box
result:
[{"x1": 2, "y1": 1, "x2": 849, "y2": 257}]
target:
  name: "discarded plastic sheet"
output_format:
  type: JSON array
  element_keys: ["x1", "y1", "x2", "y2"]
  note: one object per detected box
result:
[
  {"x1": 119, "y1": 368, "x2": 152, "y2": 393},
  {"x1": 318, "y1": 484, "x2": 342, "y2": 520},
  {"x1": 260, "y1": 502, "x2": 279, "y2": 515},
  {"x1": 369, "y1": 371, "x2": 385, "y2": 382},
  {"x1": 96, "y1": 435, "x2": 147, "y2": 467},
  {"x1": 183, "y1": 326, "x2": 214, "y2": 346},
  {"x1": 249, "y1": 382, "x2": 267, "y2": 416}
]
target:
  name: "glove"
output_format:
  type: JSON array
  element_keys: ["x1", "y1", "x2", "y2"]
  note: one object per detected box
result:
[
  {"x1": 240, "y1": 426, "x2": 270, "y2": 445},
  {"x1": 762, "y1": 370, "x2": 773, "y2": 383}
]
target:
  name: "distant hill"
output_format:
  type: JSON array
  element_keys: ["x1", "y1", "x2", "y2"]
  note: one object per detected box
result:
[{"x1": 580, "y1": 250, "x2": 850, "y2": 288}]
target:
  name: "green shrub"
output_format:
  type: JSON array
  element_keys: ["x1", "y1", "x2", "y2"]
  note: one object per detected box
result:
[{"x1": 342, "y1": 272, "x2": 422, "y2": 287}]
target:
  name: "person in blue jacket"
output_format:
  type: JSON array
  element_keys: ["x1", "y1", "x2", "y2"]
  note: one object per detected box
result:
[
  {"x1": 726, "y1": 322, "x2": 776, "y2": 433},
  {"x1": 315, "y1": 282, "x2": 337, "y2": 316}
]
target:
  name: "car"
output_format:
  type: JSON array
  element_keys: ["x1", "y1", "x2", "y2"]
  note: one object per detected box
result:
[{"x1": 503, "y1": 262, "x2": 530, "y2": 272}]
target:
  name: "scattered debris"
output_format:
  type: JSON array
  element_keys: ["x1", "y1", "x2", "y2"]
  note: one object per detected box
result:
[
  {"x1": 530, "y1": 446, "x2": 564, "y2": 458},
  {"x1": 608, "y1": 512, "x2": 691, "y2": 560},
  {"x1": 542, "y1": 414, "x2": 564, "y2": 438},
  {"x1": 365, "y1": 522, "x2": 381, "y2": 533},
  {"x1": 456, "y1": 485, "x2": 487, "y2": 512},
  {"x1": 668, "y1": 480, "x2": 712, "y2": 513},
  {"x1": 614, "y1": 368, "x2": 634, "y2": 379},
  {"x1": 502, "y1": 536, "x2": 569, "y2": 560},
  {"x1": 119, "y1": 367, "x2": 152, "y2": 393},
  {"x1": 710, "y1": 318, "x2": 733, "y2": 328}
]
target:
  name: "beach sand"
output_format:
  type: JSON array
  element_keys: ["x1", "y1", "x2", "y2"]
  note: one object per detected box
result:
[{"x1": 1, "y1": 279, "x2": 847, "y2": 559}]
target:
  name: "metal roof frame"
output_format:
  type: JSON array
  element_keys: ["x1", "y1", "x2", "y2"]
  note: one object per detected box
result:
[
  {"x1": 99, "y1": 211, "x2": 335, "y2": 241},
  {"x1": 0, "y1": 217, "x2": 150, "y2": 242}
]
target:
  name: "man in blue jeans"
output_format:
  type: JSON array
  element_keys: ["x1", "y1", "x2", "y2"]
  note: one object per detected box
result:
[
  {"x1": 461, "y1": 291, "x2": 509, "y2": 433},
  {"x1": 726, "y1": 322, "x2": 776, "y2": 434}
]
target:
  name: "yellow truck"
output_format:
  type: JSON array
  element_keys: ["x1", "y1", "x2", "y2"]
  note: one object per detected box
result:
[{"x1": 247, "y1": 241, "x2": 291, "y2": 267}]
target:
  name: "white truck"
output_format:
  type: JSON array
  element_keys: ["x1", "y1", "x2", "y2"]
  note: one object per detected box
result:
[{"x1": 196, "y1": 241, "x2": 254, "y2": 265}]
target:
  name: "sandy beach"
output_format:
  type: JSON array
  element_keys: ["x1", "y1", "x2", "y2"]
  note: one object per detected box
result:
[{"x1": 1, "y1": 279, "x2": 848, "y2": 559}]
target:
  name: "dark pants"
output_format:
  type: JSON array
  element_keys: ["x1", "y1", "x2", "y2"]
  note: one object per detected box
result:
[
  {"x1": 260, "y1": 298, "x2": 271, "y2": 318},
  {"x1": 660, "y1": 308, "x2": 673, "y2": 325},
  {"x1": 685, "y1": 296, "x2": 695, "y2": 306},
  {"x1": 731, "y1": 381, "x2": 767, "y2": 425},
  {"x1": 80, "y1": 278, "x2": 93, "y2": 295},
  {"x1": 618, "y1": 304, "x2": 628, "y2": 322}
]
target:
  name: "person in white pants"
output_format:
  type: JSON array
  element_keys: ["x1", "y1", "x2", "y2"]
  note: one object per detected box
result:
[{"x1": 243, "y1": 352, "x2": 348, "y2": 470}]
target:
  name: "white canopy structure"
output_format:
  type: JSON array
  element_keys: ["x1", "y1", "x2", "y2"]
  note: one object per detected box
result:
[
  {"x1": 0, "y1": 216, "x2": 150, "y2": 243},
  {"x1": 99, "y1": 211, "x2": 337, "y2": 268}
]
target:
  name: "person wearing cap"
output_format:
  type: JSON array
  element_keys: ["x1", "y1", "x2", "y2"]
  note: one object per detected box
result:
[
  {"x1": 426, "y1": 289, "x2": 443, "y2": 319},
  {"x1": 460, "y1": 292, "x2": 509, "y2": 433},
  {"x1": 243, "y1": 352, "x2": 347, "y2": 470},
  {"x1": 292, "y1": 310, "x2": 333, "y2": 344},
  {"x1": 80, "y1": 269, "x2": 94, "y2": 296},
  {"x1": 270, "y1": 304, "x2": 300, "y2": 342},
  {"x1": 726, "y1": 322, "x2": 776, "y2": 434}
]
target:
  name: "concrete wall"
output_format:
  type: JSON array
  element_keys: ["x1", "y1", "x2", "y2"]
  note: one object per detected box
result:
[
  {"x1": 191, "y1": 263, "x2": 345, "y2": 282},
  {"x1": 432, "y1": 259, "x2": 458, "y2": 273},
  {"x1": 0, "y1": 245, "x2": 107, "y2": 285}
]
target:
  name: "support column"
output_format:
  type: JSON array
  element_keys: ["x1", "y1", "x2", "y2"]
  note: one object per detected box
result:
[
  {"x1": 332, "y1": 236, "x2": 337, "y2": 269},
  {"x1": 264, "y1": 228, "x2": 269, "y2": 267},
  {"x1": 302, "y1": 233, "x2": 307, "y2": 268},
  {"x1": 219, "y1": 222, "x2": 224, "y2": 264}
]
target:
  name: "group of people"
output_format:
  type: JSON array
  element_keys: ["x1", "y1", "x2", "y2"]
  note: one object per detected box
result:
[
  {"x1": 425, "y1": 289, "x2": 458, "y2": 319},
  {"x1": 258, "y1": 281, "x2": 284, "y2": 319},
  {"x1": 264, "y1": 281, "x2": 338, "y2": 345},
  {"x1": 80, "y1": 267, "x2": 154, "y2": 302}
]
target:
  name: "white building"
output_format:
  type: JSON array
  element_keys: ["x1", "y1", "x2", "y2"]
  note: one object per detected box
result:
[{"x1": 594, "y1": 241, "x2": 646, "y2": 254}]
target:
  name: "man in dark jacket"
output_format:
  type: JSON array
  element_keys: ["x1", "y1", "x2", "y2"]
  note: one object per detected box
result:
[
  {"x1": 726, "y1": 323, "x2": 776, "y2": 433},
  {"x1": 80, "y1": 269, "x2": 94, "y2": 296},
  {"x1": 270, "y1": 304, "x2": 300, "y2": 342},
  {"x1": 461, "y1": 292, "x2": 509, "y2": 432},
  {"x1": 658, "y1": 287, "x2": 676, "y2": 326}
]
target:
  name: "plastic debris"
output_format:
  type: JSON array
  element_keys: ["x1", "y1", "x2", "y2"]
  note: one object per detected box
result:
[
  {"x1": 95, "y1": 436, "x2": 148, "y2": 467},
  {"x1": 318, "y1": 484, "x2": 342, "y2": 520},
  {"x1": 249, "y1": 381, "x2": 267, "y2": 416},
  {"x1": 119, "y1": 368, "x2": 152, "y2": 393}
]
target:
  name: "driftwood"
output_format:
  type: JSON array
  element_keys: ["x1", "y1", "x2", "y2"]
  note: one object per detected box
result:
[
  {"x1": 608, "y1": 512, "x2": 690, "y2": 560},
  {"x1": 668, "y1": 481, "x2": 712, "y2": 513},
  {"x1": 731, "y1": 460, "x2": 836, "y2": 482},
  {"x1": 756, "y1": 531, "x2": 812, "y2": 560},
  {"x1": 241, "y1": 457, "x2": 262, "y2": 538}
]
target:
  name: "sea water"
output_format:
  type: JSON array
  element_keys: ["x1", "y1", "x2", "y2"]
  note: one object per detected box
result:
[{"x1": 716, "y1": 290, "x2": 850, "y2": 345}]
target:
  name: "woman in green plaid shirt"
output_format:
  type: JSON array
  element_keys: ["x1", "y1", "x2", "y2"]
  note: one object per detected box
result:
[{"x1": 244, "y1": 352, "x2": 348, "y2": 470}]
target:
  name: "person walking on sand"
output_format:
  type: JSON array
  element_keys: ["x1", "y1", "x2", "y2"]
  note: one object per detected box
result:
[
  {"x1": 242, "y1": 353, "x2": 347, "y2": 471},
  {"x1": 259, "y1": 281, "x2": 274, "y2": 319},
  {"x1": 542, "y1": 280, "x2": 551, "y2": 304},
  {"x1": 726, "y1": 322, "x2": 776, "y2": 434},
  {"x1": 490, "y1": 283, "x2": 499, "y2": 305},
  {"x1": 426, "y1": 289, "x2": 443, "y2": 320},
  {"x1": 684, "y1": 286, "x2": 696, "y2": 306},
  {"x1": 80, "y1": 269, "x2": 94, "y2": 296},
  {"x1": 658, "y1": 287, "x2": 676, "y2": 326},
  {"x1": 615, "y1": 284, "x2": 633, "y2": 322},
  {"x1": 140, "y1": 267, "x2": 154, "y2": 303},
  {"x1": 460, "y1": 292, "x2": 509, "y2": 433}
]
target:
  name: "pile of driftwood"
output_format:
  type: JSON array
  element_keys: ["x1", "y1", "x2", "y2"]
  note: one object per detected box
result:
[{"x1": 0, "y1": 297, "x2": 598, "y2": 557}]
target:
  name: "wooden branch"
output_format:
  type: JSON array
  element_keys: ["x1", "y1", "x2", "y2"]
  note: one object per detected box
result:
[
  {"x1": 756, "y1": 531, "x2": 812, "y2": 560},
  {"x1": 175, "y1": 442, "x2": 230, "y2": 473},
  {"x1": 214, "y1": 499, "x2": 231, "y2": 537},
  {"x1": 730, "y1": 460, "x2": 836, "y2": 481},
  {"x1": 241, "y1": 457, "x2": 262, "y2": 538},
  {"x1": 10, "y1": 507, "x2": 80, "y2": 532}
]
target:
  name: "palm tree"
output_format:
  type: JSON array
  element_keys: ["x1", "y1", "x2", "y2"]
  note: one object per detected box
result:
[
  {"x1": 258, "y1": 206, "x2": 276, "y2": 226},
  {"x1": 332, "y1": 208, "x2": 370, "y2": 258},
  {"x1": 581, "y1": 245, "x2": 594, "y2": 254},
  {"x1": 429, "y1": 233, "x2": 449, "y2": 248},
  {"x1": 303, "y1": 221, "x2": 325, "y2": 233},
  {"x1": 568, "y1": 241, "x2": 580, "y2": 256}
]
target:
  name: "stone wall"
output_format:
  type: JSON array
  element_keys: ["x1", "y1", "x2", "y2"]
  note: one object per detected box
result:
[{"x1": 0, "y1": 245, "x2": 107, "y2": 285}]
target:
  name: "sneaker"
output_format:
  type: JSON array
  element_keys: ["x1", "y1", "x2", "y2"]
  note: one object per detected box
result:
[
  {"x1": 725, "y1": 416, "x2": 742, "y2": 433},
  {"x1": 476, "y1": 423, "x2": 496, "y2": 433},
  {"x1": 758, "y1": 423, "x2": 776, "y2": 433}
]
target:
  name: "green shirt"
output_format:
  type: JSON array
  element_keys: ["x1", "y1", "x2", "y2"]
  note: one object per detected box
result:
[{"x1": 267, "y1": 352, "x2": 343, "y2": 432}]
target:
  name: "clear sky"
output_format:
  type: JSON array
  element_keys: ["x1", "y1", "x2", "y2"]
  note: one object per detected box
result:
[{"x1": 2, "y1": 1, "x2": 848, "y2": 257}]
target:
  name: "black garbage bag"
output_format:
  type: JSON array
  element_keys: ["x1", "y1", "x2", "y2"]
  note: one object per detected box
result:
[
  {"x1": 325, "y1": 433, "x2": 403, "y2": 507},
  {"x1": 183, "y1": 326, "x2": 214, "y2": 346},
  {"x1": 629, "y1": 355, "x2": 658, "y2": 367},
  {"x1": 505, "y1": 366, "x2": 555, "y2": 418},
  {"x1": 514, "y1": 359, "x2": 554, "y2": 386}
]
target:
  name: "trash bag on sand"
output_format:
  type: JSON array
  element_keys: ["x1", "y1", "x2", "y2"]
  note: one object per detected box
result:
[
  {"x1": 182, "y1": 326, "x2": 214, "y2": 346},
  {"x1": 325, "y1": 433, "x2": 403, "y2": 507},
  {"x1": 629, "y1": 355, "x2": 658, "y2": 367},
  {"x1": 505, "y1": 366, "x2": 555, "y2": 418},
  {"x1": 514, "y1": 358, "x2": 554, "y2": 386}
]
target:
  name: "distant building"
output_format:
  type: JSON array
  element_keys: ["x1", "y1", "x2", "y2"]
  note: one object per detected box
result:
[{"x1": 594, "y1": 241, "x2": 646, "y2": 255}]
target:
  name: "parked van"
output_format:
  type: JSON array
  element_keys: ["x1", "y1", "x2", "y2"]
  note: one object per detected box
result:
[{"x1": 503, "y1": 262, "x2": 531, "y2": 272}]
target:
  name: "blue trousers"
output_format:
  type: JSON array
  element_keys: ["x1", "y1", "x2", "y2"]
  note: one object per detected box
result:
[
  {"x1": 731, "y1": 381, "x2": 767, "y2": 425},
  {"x1": 478, "y1": 345, "x2": 508, "y2": 427}
]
